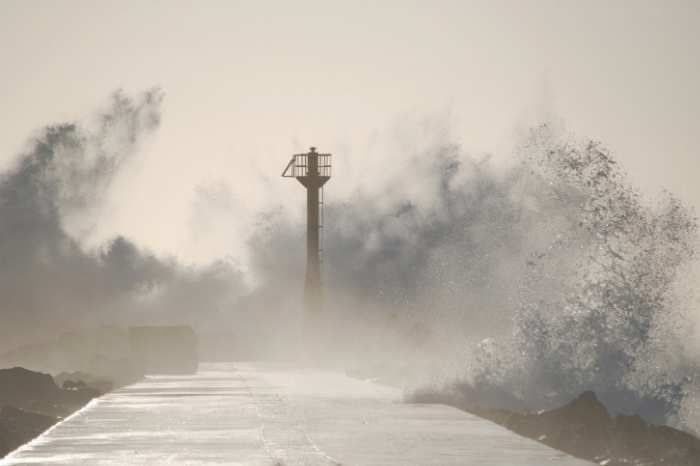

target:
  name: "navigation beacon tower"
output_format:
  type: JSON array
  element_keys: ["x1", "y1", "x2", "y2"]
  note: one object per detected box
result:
[{"x1": 282, "y1": 147, "x2": 331, "y2": 359}]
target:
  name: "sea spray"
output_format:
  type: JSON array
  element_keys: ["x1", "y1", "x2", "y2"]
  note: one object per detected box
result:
[
  {"x1": 172, "y1": 114, "x2": 700, "y2": 430},
  {"x1": 4, "y1": 90, "x2": 699, "y2": 433},
  {"x1": 445, "y1": 124, "x2": 700, "y2": 431},
  {"x1": 0, "y1": 90, "x2": 248, "y2": 353}
]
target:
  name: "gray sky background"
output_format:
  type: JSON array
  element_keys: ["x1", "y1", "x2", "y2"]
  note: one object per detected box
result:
[{"x1": 0, "y1": 0, "x2": 698, "y2": 265}]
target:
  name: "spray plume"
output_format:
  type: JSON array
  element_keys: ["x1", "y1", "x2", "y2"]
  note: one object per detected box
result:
[
  {"x1": 2, "y1": 91, "x2": 699, "y2": 433},
  {"x1": 248, "y1": 119, "x2": 700, "y2": 432},
  {"x1": 0, "y1": 89, "x2": 246, "y2": 351}
]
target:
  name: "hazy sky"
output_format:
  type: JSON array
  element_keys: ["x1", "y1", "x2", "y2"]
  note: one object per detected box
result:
[{"x1": 0, "y1": 0, "x2": 698, "y2": 264}]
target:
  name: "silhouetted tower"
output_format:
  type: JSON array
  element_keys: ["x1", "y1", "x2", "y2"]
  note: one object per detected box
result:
[{"x1": 282, "y1": 147, "x2": 331, "y2": 360}]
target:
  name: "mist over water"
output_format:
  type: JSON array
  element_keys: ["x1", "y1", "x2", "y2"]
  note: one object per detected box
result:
[
  {"x1": 0, "y1": 90, "x2": 246, "y2": 350},
  {"x1": 2, "y1": 90, "x2": 699, "y2": 433}
]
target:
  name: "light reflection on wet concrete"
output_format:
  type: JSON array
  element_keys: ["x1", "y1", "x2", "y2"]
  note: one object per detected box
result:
[{"x1": 1, "y1": 363, "x2": 590, "y2": 465}]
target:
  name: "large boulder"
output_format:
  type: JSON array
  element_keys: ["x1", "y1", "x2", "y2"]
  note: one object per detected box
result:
[
  {"x1": 0, "y1": 367, "x2": 99, "y2": 414},
  {"x1": 0, "y1": 368, "x2": 58, "y2": 409},
  {"x1": 54, "y1": 371, "x2": 114, "y2": 395},
  {"x1": 0, "y1": 367, "x2": 104, "y2": 458}
]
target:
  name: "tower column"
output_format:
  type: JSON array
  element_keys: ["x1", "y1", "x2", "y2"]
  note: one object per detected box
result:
[
  {"x1": 282, "y1": 147, "x2": 331, "y2": 364},
  {"x1": 303, "y1": 153, "x2": 323, "y2": 356}
]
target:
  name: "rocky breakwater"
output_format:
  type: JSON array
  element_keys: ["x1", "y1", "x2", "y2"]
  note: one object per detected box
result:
[
  {"x1": 0, "y1": 325, "x2": 145, "y2": 388},
  {"x1": 417, "y1": 389, "x2": 700, "y2": 465},
  {"x1": 0, "y1": 367, "x2": 102, "y2": 458}
]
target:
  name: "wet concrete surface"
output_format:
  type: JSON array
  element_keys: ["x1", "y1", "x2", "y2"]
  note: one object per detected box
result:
[{"x1": 1, "y1": 363, "x2": 591, "y2": 465}]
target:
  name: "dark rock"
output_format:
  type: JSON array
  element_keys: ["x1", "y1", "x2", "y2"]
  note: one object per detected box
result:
[
  {"x1": 0, "y1": 405, "x2": 59, "y2": 452},
  {"x1": 0, "y1": 405, "x2": 57, "y2": 432},
  {"x1": 683, "y1": 447, "x2": 700, "y2": 466},
  {"x1": 26, "y1": 401, "x2": 71, "y2": 419},
  {"x1": 56, "y1": 386, "x2": 100, "y2": 411},
  {"x1": 54, "y1": 371, "x2": 86, "y2": 388},
  {"x1": 0, "y1": 419, "x2": 36, "y2": 452},
  {"x1": 62, "y1": 380, "x2": 87, "y2": 389},
  {"x1": 503, "y1": 411, "x2": 546, "y2": 439},
  {"x1": 0, "y1": 367, "x2": 59, "y2": 409},
  {"x1": 551, "y1": 421, "x2": 610, "y2": 460},
  {"x1": 0, "y1": 367, "x2": 106, "y2": 458},
  {"x1": 0, "y1": 436, "x2": 9, "y2": 458},
  {"x1": 449, "y1": 390, "x2": 700, "y2": 466},
  {"x1": 54, "y1": 371, "x2": 116, "y2": 393},
  {"x1": 548, "y1": 391, "x2": 613, "y2": 428},
  {"x1": 611, "y1": 413, "x2": 652, "y2": 457},
  {"x1": 0, "y1": 367, "x2": 100, "y2": 413}
]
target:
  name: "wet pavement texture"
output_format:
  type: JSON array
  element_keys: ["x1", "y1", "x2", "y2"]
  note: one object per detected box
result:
[{"x1": 1, "y1": 363, "x2": 590, "y2": 465}]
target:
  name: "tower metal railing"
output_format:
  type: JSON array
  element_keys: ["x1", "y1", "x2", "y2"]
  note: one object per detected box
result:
[{"x1": 282, "y1": 154, "x2": 332, "y2": 178}]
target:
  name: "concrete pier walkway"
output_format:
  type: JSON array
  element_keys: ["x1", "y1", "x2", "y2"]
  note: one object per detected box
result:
[{"x1": 1, "y1": 363, "x2": 590, "y2": 465}]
